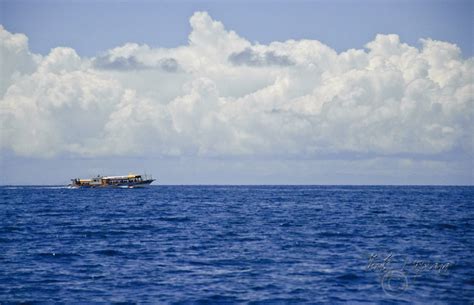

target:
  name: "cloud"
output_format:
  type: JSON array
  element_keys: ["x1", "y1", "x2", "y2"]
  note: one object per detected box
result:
[
  {"x1": 92, "y1": 43, "x2": 180, "y2": 72},
  {"x1": 0, "y1": 25, "x2": 41, "y2": 96},
  {"x1": 229, "y1": 47, "x2": 294, "y2": 66},
  {"x1": 93, "y1": 53, "x2": 179, "y2": 72},
  {"x1": 159, "y1": 58, "x2": 179, "y2": 72},
  {"x1": 0, "y1": 12, "x2": 473, "y2": 163},
  {"x1": 93, "y1": 54, "x2": 148, "y2": 70}
]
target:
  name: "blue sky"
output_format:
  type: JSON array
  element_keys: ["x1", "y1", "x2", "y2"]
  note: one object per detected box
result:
[
  {"x1": 0, "y1": 0, "x2": 473, "y2": 185},
  {"x1": 1, "y1": 0, "x2": 472, "y2": 57}
]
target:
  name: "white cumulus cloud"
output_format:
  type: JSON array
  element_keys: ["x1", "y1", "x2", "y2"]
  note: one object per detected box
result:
[{"x1": 0, "y1": 12, "x2": 472, "y2": 161}]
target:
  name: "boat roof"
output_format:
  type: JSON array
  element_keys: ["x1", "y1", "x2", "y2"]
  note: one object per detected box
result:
[{"x1": 102, "y1": 174, "x2": 141, "y2": 179}]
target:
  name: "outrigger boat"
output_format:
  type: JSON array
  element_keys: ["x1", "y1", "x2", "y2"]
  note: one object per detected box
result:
[{"x1": 69, "y1": 174, "x2": 155, "y2": 188}]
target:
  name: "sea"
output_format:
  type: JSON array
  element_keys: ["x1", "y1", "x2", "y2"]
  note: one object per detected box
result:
[{"x1": 0, "y1": 185, "x2": 472, "y2": 304}]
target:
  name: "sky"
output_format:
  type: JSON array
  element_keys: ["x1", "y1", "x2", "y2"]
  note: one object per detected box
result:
[{"x1": 0, "y1": 0, "x2": 473, "y2": 185}]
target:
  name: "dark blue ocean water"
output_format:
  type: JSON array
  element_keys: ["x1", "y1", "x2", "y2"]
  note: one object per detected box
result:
[{"x1": 0, "y1": 186, "x2": 473, "y2": 304}]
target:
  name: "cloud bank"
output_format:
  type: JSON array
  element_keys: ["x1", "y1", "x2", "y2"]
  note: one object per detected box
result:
[{"x1": 0, "y1": 12, "x2": 473, "y2": 161}]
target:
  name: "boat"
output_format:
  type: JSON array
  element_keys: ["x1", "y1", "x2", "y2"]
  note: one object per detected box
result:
[{"x1": 69, "y1": 174, "x2": 155, "y2": 188}]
